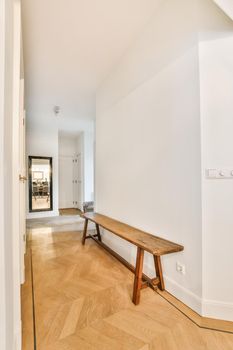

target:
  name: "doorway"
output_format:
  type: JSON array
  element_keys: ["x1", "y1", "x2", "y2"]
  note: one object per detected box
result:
[{"x1": 58, "y1": 132, "x2": 84, "y2": 214}]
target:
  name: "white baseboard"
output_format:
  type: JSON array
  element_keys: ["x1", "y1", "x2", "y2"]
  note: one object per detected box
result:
[
  {"x1": 142, "y1": 259, "x2": 203, "y2": 315},
  {"x1": 202, "y1": 299, "x2": 233, "y2": 322},
  {"x1": 88, "y1": 234, "x2": 233, "y2": 322},
  {"x1": 77, "y1": 201, "x2": 83, "y2": 211},
  {"x1": 152, "y1": 273, "x2": 233, "y2": 322},
  {"x1": 59, "y1": 202, "x2": 74, "y2": 209},
  {"x1": 26, "y1": 210, "x2": 60, "y2": 219},
  {"x1": 163, "y1": 275, "x2": 202, "y2": 315}
]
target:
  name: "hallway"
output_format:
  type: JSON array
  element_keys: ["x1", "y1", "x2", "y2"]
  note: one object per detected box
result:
[
  {"x1": 2, "y1": 1, "x2": 233, "y2": 349},
  {"x1": 22, "y1": 220, "x2": 233, "y2": 350}
]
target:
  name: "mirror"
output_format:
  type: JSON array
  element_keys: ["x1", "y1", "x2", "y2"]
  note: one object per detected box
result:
[{"x1": 28, "y1": 156, "x2": 53, "y2": 212}]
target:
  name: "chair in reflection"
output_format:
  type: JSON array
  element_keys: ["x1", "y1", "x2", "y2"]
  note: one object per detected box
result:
[
  {"x1": 32, "y1": 181, "x2": 50, "y2": 201},
  {"x1": 42, "y1": 185, "x2": 50, "y2": 202},
  {"x1": 32, "y1": 183, "x2": 39, "y2": 200}
]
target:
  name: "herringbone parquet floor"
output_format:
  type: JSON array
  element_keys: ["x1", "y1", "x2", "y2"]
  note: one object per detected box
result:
[{"x1": 22, "y1": 219, "x2": 233, "y2": 350}]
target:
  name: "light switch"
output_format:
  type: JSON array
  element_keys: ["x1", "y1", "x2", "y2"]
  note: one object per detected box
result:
[
  {"x1": 206, "y1": 169, "x2": 217, "y2": 178},
  {"x1": 206, "y1": 168, "x2": 233, "y2": 179}
]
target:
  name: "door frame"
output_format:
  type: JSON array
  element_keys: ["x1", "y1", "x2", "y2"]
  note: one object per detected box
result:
[
  {"x1": 0, "y1": 0, "x2": 6, "y2": 348},
  {"x1": 12, "y1": 1, "x2": 23, "y2": 349}
]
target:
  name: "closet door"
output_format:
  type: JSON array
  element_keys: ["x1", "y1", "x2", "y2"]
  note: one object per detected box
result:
[
  {"x1": 59, "y1": 156, "x2": 73, "y2": 208},
  {"x1": 73, "y1": 158, "x2": 78, "y2": 208},
  {"x1": 77, "y1": 154, "x2": 83, "y2": 209}
]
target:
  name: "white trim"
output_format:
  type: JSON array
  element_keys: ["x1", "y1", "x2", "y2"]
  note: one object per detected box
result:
[
  {"x1": 19, "y1": 78, "x2": 25, "y2": 285},
  {"x1": 77, "y1": 204, "x2": 83, "y2": 211},
  {"x1": 100, "y1": 234, "x2": 204, "y2": 315},
  {"x1": 88, "y1": 231, "x2": 233, "y2": 322},
  {"x1": 26, "y1": 210, "x2": 60, "y2": 219},
  {"x1": 12, "y1": 2, "x2": 22, "y2": 349},
  {"x1": 147, "y1": 264, "x2": 233, "y2": 321},
  {"x1": 163, "y1": 275, "x2": 202, "y2": 315},
  {"x1": 141, "y1": 259, "x2": 203, "y2": 315},
  {"x1": 80, "y1": 132, "x2": 85, "y2": 204},
  {"x1": 0, "y1": 0, "x2": 6, "y2": 348},
  {"x1": 202, "y1": 299, "x2": 233, "y2": 322},
  {"x1": 59, "y1": 201, "x2": 74, "y2": 209},
  {"x1": 148, "y1": 269, "x2": 233, "y2": 322}
]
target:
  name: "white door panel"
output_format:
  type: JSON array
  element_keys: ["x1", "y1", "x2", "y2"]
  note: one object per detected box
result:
[
  {"x1": 77, "y1": 154, "x2": 83, "y2": 209},
  {"x1": 73, "y1": 157, "x2": 78, "y2": 208},
  {"x1": 19, "y1": 79, "x2": 26, "y2": 284},
  {"x1": 59, "y1": 156, "x2": 74, "y2": 208}
]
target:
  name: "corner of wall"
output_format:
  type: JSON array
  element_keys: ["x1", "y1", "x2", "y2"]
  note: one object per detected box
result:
[{"x1": 202, "y1": 299, "x2": 233, "y2": 322}]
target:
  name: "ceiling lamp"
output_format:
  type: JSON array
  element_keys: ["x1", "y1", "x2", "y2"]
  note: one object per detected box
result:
[{"x1": 53, "y1": 105, "x2": 60, "y2": 116}]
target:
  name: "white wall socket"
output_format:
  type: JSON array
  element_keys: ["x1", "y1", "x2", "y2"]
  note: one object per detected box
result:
[{"x1": 176, "y1": 262, "x2": 186, "y2": 275}]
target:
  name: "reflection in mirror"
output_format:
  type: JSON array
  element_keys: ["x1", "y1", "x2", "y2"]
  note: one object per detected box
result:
[{"x1": 29, "y1": 156, "x2": 53, "y2": 212}]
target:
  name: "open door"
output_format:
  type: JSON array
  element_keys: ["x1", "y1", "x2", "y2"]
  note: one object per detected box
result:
[
  {"x1": 77, "y1": 153, "x2": 83, "y2": 209},
  {"x1": 19, "y1": 78, "x2": 26, "y2": 283}
]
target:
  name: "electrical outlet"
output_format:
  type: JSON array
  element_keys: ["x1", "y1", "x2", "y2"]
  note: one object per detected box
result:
[{"x1": 176, "y1": 262, "x2": 186, "y2": 275}]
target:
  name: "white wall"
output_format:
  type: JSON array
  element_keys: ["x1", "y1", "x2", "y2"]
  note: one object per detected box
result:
[
  {"x1": 96, "y1": 0, "x2": 233, "y2": 320},
  {"x1": 26, "y1": 117, "x2": 94, "y2": 217},
  {"x1": 58, "y1": 134, "x2": 76, "y2": 157},
  {"x1": 96, "y1": 0, "x2": 203, "y2": 314},
  {"x1": 26, "y1": 127, "x2": 59, "y2": 218},
  {"x1": 199, "y1": 33, "x2": 233, "y2": 320}
]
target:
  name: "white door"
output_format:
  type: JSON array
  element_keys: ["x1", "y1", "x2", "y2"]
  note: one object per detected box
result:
[
  {"x1": 73, "y1": 157, "x2": 78, "y2": 208},
  {"x1": 77, "y1": 154, "x2": 83, "y2": 209},
  {"x1": 59, "y1": 156, "x2": 74, "y2": 208},
  {"x1": 19, "y1": 79, "x2": 26, "y2": 283}
]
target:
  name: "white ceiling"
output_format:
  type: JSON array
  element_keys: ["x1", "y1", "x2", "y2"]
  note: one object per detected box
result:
[{"x1": 21, "y1": 0, "x2": 162, "y2": 120}]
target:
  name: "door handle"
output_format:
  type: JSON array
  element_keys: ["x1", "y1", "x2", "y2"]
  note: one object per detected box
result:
[{"x1": 19, "y1": 175, "x2": 27, "y2": 182}]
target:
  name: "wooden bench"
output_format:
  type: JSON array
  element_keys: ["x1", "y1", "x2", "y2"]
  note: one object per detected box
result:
[{"x1": 81, "y1": 212, "x2": 184, "y2": 305}]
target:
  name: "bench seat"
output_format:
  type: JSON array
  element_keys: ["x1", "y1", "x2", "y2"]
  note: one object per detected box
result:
[{"x1": 82, "y1": 212, "x2": 183, "y2": 256}]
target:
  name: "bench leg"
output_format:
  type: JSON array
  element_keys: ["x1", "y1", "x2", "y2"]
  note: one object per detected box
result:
[
  {"x1": 82, "y1": 219, "x2": 89, "y2": 245},
  {"x1": 95, "y1": 223, "x2": 102, "y2": 242},
  {"x1": 132, "y1": 247, "x2": 144, "y2": 305},
  {"x1": 154, "y1": 256, "x2": 165, "y2": 290}
]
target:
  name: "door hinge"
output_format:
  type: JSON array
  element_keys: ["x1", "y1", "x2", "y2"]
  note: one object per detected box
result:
[{"x1": 19, "y1": 174, "x2": 27, "y2": 182}]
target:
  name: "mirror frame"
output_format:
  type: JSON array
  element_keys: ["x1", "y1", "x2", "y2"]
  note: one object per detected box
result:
[{"x1": 28, "y1": 156, "x2": 53, "y2": 212}]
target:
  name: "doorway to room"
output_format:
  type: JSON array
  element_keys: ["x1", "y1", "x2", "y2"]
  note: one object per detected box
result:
[{"x1": 58, "y1": 131, "x2": 84, "y2": 216}]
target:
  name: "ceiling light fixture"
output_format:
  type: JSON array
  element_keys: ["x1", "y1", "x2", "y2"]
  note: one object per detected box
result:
[{"x1": 53, "y1": 105, "x2": 60, "y2": 116}]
